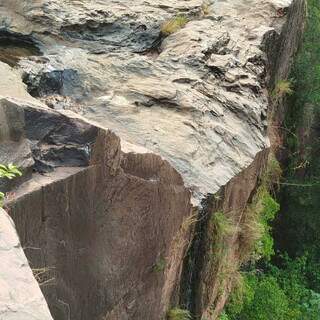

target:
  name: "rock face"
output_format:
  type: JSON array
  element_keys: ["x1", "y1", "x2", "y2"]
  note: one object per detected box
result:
[
  {"x1": 0, "y1": 63, "x2": 192, "y2": 320},
  {"x1": 1, "y1": 0, "x2": 297, "y2": 202},
  {"x1": 0, "y1": 208, "x2": 54, "y2": 320},
  {"x1": 0, "y1": 0, "x2": 306, "y2": 319}
]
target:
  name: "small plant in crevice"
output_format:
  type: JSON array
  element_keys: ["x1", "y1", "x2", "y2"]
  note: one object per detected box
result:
[
  {"x1": 212, "y1": 210, "x2": 237, "y2": 255},
  {"x1": 153, "y1": 257, "x2": 166, "y2": 273},
  {"x1": 0, "y1": 163, "x2": 22, "y2": 207},
  {"x1": 161, "y1": 15, "x2": 188, "y2": 36},
  {"x1": 239, "y1": 187, "x2": 280, "y2": 262},
  {"x1": 167, "y1": 307, "x2": 192, "y2": 320},
  {"x1": 262, "y1": 152, "x2": 282, "y2": 189},
  {"x1": 272, "y1": 79, "x2": 294, "y2": 101},
  {"x1": 212, "y1": 211, "x2": 236, "y2": 241}
]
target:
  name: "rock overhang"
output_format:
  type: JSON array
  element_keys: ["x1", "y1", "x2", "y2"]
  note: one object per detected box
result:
[{"x1": 0, "y1": 0, "x2": 294, "y2": 204}]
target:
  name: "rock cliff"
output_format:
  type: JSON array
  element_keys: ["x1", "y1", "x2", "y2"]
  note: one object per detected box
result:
[
  {"x1": 0, "y1": 208, "x2": 53, "y2": 320},
  {"x1": 0, "y1": 0, "x2": 306, "y2": 319}
]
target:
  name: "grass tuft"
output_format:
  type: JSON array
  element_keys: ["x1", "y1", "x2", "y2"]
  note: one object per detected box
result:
[
  {"x1": 212, "y1": 211, "x2": 236, "y2": 241},
  {"x1": 153, "y1": 257, "x2": 166, "y2": 273},
  {"x1": 167, "y1": 308, "x2": 192, "y2": 320},
  {"x1": 272, "y1": 80, "x2": 293, "y2": 99},
  {"x1": 161, "y1": 16, "x2": 188, "y2": 36}
]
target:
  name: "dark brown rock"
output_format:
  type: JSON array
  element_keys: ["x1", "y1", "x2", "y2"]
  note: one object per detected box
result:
[{"x1": 3, "y1": 99, "x2": 192, "y2": 320}]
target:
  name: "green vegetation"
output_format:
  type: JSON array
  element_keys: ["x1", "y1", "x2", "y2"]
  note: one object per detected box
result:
[
  {"x1": 222, "y1": 1, "x2": 320, "y2": 319},
  {"x1": 240, "y1": 185, "x2": 280, "y2": 262},
  {"x1": 239, "y1": 153, "x2": 281, "y2": 264},
  {"x1": 276, "y1": 0, "x2": 320, "y2": 293},
  {"x1": 211, "y1": 211, "x2": 237, "y2": 265},
  {"x1": 0, "y1": 163, "x2": 22, "y2": 207},
  {"x1": 161, "y1": 16, "x2": 188, "y2": 36},
  {"x1": 272, "y1": 79, "x2": 294, "y2": 101},
  {"x1": 223, "y1": 256, "x2": 320, "y2": 320},
  {"x1": 153, "y1": 257, "x2": 166, "y2": 273},
  {"x1": 167, "y1": 308, "x2": 192, "y2": 320},
  {"x1": 212, "y1": 211, "x2": 235, "y2": 240}
]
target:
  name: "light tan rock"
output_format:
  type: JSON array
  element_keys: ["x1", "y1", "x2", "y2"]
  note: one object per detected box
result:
[{"x1": 0, "y1": 208, "x2": 53, "y2": 320}]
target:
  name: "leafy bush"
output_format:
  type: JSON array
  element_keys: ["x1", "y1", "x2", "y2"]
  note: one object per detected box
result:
[
  {"x1": 224, "y1": 255, "x2": 320, "y2": 320},
  {"x1": 0, "y1": 163, "x2": 22, "y2": 207},
  {"x1": 219, "y1": 311, "x2": 230, "y2": 320},
  {"x1": 167, "y1": 308, "x2": 192, "y2": 320},
  {"x1": 0, "y1": 163, "x2": 22, "y2": 179},
  {"x1": 255, "y1": 191, "x2": 279, "y2": 260},
  {"x1": 226, "y1": 274, "x2": 289, "y2": 320}
]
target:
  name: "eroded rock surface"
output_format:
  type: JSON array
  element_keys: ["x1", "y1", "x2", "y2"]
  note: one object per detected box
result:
[
  {"x1": 0, "y1": 62, "x2": 193, "y2": 320},
  {"x1": 0, "y1": 208, "x2": 53, "y2": 320},
  {"x1": 0, "y1": 0, "x2": 306, "y2": 319},
  {"x1": 1, "y1": 0, "x2": 295, "y2": 202}
]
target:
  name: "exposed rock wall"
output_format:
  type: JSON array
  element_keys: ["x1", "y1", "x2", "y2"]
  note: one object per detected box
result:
[
  {"x1": 0, "y1": 208, "x2": 54, "y2": 320},
  {"x1": 2, "y1": 96, "x2": 192, "y2": 320},
  {"x1": 0, "y1": 0, "x2": 306, "y2": 319},
  {"x1": 178, "y1": 0, "x2": 307, "y2": 318},
  {"x1": 0, "y1": 0, "x2": 297, "y2": 203}
]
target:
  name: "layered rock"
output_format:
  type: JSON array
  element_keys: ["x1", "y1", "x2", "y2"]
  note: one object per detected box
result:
[
  {"x1": 0, "y1": 0, "x2": 306, "y2": 319},
  {"x1": 1, "y1": 0, "x2": 297, "y2": 202},
  {"x1": 0, "y1": 63, "x2": 192, "y2": 320}
]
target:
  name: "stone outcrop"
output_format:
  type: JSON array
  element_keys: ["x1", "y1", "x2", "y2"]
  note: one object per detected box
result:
[
  {"x1": 0, "y1": 0, "x2": 306, "y2": 319},
  {"x1": 0, "y1": 208, "x2": 54, "y2": 320},
  {"x1": 0, "y1": 62, "x2": 193, "y2": 320},
  {"x1": 0, "y1": 0, "x2": 298, "y2": 203}
]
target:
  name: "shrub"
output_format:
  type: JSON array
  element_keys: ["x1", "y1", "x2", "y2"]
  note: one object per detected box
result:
[
  {"x1": 212, "y1": 211, "x2": 235, "y2": 239},
  {"x1": 272, "y1": 80, "x2": 293, "y2": 100},
  {"x1": 219, "y1": 311, "x2": 230, "y2": 320},
  {"x1": 0, "y1": 163, "x2": 22, "y2": 179},
  {"x1": 243, "y1": 275, "x2": 289, "y2": 320},
  {"x1": 161, "y1": 16, "x2": 188, "y2": 36},
  {"x1": 224, "y1": 255, "x2": 320, "y2": 320},
  {"x1": 0, "y1": 163, "x2": 22, "y2": 207},
  {"x1": 262, "y1": 153, "x2": 282, "y2": 189},
  {"x1": 167, "y1": 308, "x2": 192, "y2": 320},
  {"x1": 239, "y1": 188, "x2": 280, "y2": 262}
]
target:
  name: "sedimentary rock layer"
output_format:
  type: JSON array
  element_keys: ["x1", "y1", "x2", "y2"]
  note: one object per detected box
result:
[{"x1": 1, "y1": 0, "x2": 296, "y2": 202}]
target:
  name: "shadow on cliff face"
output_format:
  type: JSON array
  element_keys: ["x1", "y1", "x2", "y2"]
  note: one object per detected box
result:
[
  {"x1": 61, "y1": 21, "x2": 160, "y2": 53},
  {"x1": 0, "y1": 30, "x2": 42, "y2": 67},
  {"x1": 1, "y1": 98, "x2": 193, "y2": 320}
]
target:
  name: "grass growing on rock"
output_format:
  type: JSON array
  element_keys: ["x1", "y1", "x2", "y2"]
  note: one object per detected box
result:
[
  {"x1": 0, "y1": 163, "x2": 22, "y2": 207},
  {"x1": 153, "y1": 257, "x2": 166, "y2": 273},
  {"x1": 161, "y1": 16, "x2": 188, "y2": 36},
  {"x1": 272, "y1": 79, "x2": 294, "y2": 100},
  {"x1": 211, "y1": 211, "x2": 237, "y2": 261},
  {"x1": 239, "y1": 153, "x2": 281, "y2": 262},
  {"x1": 167, "y1": 308, "x2": 192, "y2": 320}
]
